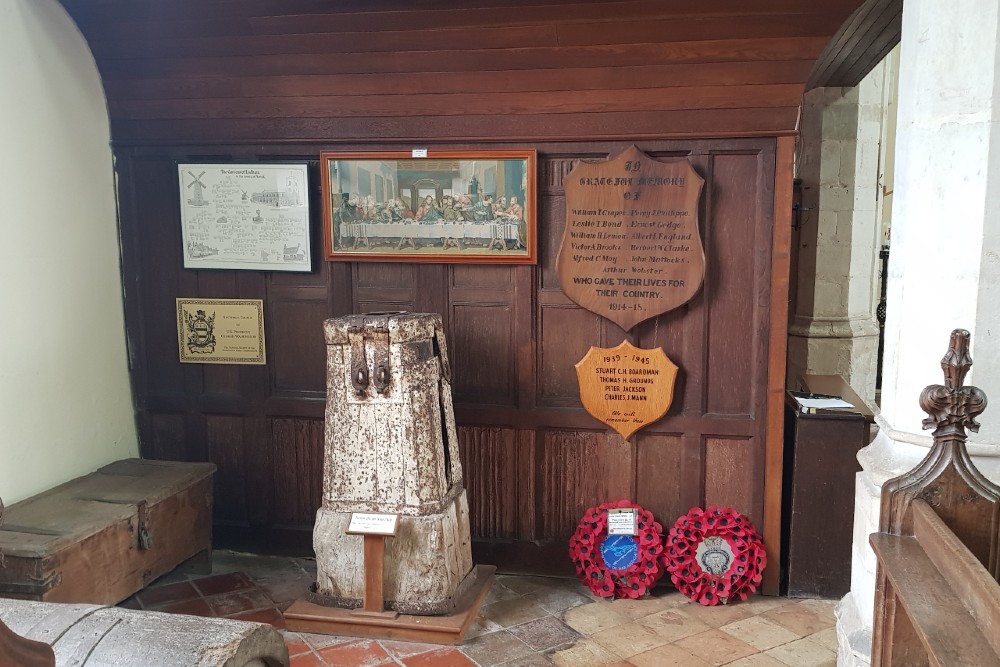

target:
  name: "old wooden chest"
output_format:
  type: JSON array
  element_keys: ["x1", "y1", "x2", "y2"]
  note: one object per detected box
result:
[{"x1": 0, "y1": 459, "x2": 215, "y2": 604}]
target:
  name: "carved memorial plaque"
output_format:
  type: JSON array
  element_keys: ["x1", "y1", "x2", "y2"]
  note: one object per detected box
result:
[
  {"x1": 576, "y1": 340, "x2": 679, "y2": 439},
  {"x1": 557, "y1": 146, "x2": 705, "y2": 330}
]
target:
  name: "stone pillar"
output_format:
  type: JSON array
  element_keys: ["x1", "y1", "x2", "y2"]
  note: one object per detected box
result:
[
  {"x1": 836, "y1": 1, "x2": 1000, "y2": 664},
  {"x1": 787, "y1": 62, "x2": 890, "y2": 405}
]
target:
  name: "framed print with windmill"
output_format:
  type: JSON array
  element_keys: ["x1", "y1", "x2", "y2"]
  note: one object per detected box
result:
[{"x1": 177, "y1": 163, "x2": 312, "y2": 272}]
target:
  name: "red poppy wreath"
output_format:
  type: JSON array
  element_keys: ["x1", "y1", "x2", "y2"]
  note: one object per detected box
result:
[
  {"x1": 568, "y1": 499, "x2": 665, "y2": 599},
  {"x1": 662, "y1": 505, "x2": 766, "y2": 605}
]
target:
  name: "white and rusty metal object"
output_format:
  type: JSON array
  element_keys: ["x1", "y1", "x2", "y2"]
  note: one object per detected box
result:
[{"x1": 312, "y1": 312, "x2": 476, "y2": 614}]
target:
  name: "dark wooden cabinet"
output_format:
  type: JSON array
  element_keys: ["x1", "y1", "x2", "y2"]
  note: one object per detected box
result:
[{"x1": 782, "y1": 392, "x2": 867, "y2": 598}]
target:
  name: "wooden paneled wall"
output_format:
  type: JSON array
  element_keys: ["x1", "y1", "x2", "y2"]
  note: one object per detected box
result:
[
  {"x1": 56, "y1": 0, "x2": 868, "y2": 584},
  {"x1": 117, "y1": 138, "x2": 778, "y2": 574},
  {"x1": 58, "y1": 0, "x2": 866, "y2": 144}
]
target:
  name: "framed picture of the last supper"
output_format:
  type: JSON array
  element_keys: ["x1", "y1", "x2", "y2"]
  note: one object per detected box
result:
[{"x1": 320, "y1": 150, "x2": 537, "y2": 264}]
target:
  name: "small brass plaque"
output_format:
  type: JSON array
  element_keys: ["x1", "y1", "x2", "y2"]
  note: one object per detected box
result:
[{"x1": 176, "y1": 298, "x2": 265, "y2": 364}]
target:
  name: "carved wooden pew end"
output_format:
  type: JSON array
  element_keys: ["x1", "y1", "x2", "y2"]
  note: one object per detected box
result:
[{"x1": 870, "y1": 330, "x2": 1000, "y2": 666}]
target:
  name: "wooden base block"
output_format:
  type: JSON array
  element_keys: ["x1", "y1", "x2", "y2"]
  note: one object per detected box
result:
[{"x1": 283, "y1": 565, "x2": 495, "y2": 645}]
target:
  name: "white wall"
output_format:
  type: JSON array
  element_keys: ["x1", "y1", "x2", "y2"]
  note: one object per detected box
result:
[{"x1": 0, "y1": 0, "x2": 138, "y2": 503}]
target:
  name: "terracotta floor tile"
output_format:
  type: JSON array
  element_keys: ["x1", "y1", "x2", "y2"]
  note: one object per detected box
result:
[
  {"x1": 761, "y1": 604, "x2": 835, "y2": 637},
  {"x1": 497, "y1": 655, "x2": 556, "y2": 667},
  {"x1": 299, "y1": 632, "x2": 355, "y2": 651},
  {"x1": 673, "y1": 628, "x2": 759, "y2": 666},
  {"x1": 230, "y1": 606, "x2": 287, "y2": 629},
  {"x1": 508, "y1": 615, "x2": 581, "y2": 651},
  {"x1": 562, "y1": 601, "x2": 631, "y2": 636},
  {"x1": 497, "y1": 575, "x2": 571, "y2": 596},
  {"x1": 481, "y1": 597, "x2": 549, "y2": 628},
  {"x1": 808, "y1": 626, "x2": 839, "y2": 653},
  {"x1": 316, "y1": 639, "x2": 394, "y2": 667},
  {"x1": 463, "y1": 612, "x2": 504, "y2": 640},
  {"x1": 260, "y1": 577, "x2": 313, "y2": 607},
  {"x1": 738, "y1": 594, "x2": 799, "y2": 615},
  {"x1": 764, "y1": 636, "x2": 836, "y2": 667},
  {"x1": 719, "y1": 615, "x2": 801, "y2": 650},
  {"x1": 460, "y1": 628, "x2": 534, "y2": 666},
  {"x1": 379, "y1": 639, "x2": 441, "y2": 660},
  {"x1": 628, "y1": 643, "x2": 713, "y2": 667},
  {"x1": 141, "y1": 553, "x2": 851, "y2": 667},
  {"x1": 607, "y1": 594, "x2": 682, "y2": 620},
  {"x1": 796, "y1": 598, "x2": 839, "y2": 616},
  {"x1": 284, "y1": 633, "x2": 314, "y2": 657},
  {"x1": 673, "y1": 599, "x2": 756, "y2": 628},
  {"x1": 549, "y1": 637, "x2": 623, "y2": 667},
  {"x1": 210, "y1": 550, "x2": 247, "y2": 573},
  {"x1": 159, "y1": 597, "x2": 215, "y2": 617},
  {"x1": 590, "y1": 621, "x2": 668, "y2": 659},
  {"x1": 192, "y1": 571, "x2": 255, "y2": 597},
  {"x1": 485, "y1": 579, "x2": 524, "y2": 605},
  {"x1": 724, "y1": 654, "x2": 790, "y2": 667},
  {"x1": 636, "y1": 608, "x2": 711, "y2": 643},
  {"x1": 402, "y1": 647, "x2": 478, "y2": 667},
  {"x1": 136, "y1": 580, "x2": 200, "y2": 608},
  {"x1": 524, "y1": 586, "x2": 593, "y2": 614},
  {"x1": 206, "y1": 588, "x2": 276, "y2": 616},
  {"x1": 290, "y1": 651, "x2": 325, "y2": 667}
]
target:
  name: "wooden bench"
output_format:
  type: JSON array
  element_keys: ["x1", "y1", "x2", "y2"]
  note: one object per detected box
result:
[{"x1": 870, "y1": 329, "x2": 1000, "y2": 666}]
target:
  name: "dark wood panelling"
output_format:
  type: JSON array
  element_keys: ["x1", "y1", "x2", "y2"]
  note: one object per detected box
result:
[
  {"x1": 105, "y1": 62, "x2": 815, "y2": 102},
  {"x1": 61, "y1": 0, "x2": 864, "y2": 144},
  {"x1": 705, "y1": 153, "x2": 761, "y2": 417},
  {"x1": 451, "y1": 304, "x2": 516, "y2": 406},
  {"x1": 206, "y1": 415, "x2": 248, "y2": 524},
  {"x1": 119, "y1": 139, "x2": 785, "y2": 571},
  {"x1": 806, "y1": 0, "x2": 902, "y2": 89},
  {"x1": 109, "y1": 109, "x2": 806, "y2": 146},
  {"x1": 705, "y1": 437, "x2": 762, "y2": 527},
  {"x1": 458, "y1": 427, "x2": 520, "y2": 539},
  {"x1": 538, "y1": 306, "x2": 604, "y2": 406},
  {"x1": 271, "y1": 419, "x2": 324, "y2": 527},
  {"x1": 539, "y1": 430, "x2": 634, "y2": 538},
  {"x1": 634, "y1": 434, "x2": 686, "y2": 527},
  {"x1": 63, "y1": 0, "x2": 856, "y2": 577},
  {"x1": 268, "y1": 300, "x2": 327, "y2": 395}
]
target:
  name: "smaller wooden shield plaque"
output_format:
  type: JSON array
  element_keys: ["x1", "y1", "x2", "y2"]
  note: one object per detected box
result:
[{"x1": 575, "y1": 341, "x2": 679, "y2": 439}]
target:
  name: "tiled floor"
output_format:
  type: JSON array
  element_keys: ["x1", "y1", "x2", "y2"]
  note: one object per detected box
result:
[{"x1": 122, "y1": 551, "x2": 837, "y2": 667}]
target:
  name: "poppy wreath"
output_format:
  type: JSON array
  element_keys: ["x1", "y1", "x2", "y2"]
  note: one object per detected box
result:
[
  {"x1": 662, "y1": 505, "x2": 766, "y2": 606},
  {"x1": 568, "y1": 499, "x2": 665, "y2": 599}
]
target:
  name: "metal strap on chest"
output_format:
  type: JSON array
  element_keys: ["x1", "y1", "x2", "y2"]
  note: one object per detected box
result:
[{"x1": 347, "y1": 315, "x2": 392, "y2": 397}]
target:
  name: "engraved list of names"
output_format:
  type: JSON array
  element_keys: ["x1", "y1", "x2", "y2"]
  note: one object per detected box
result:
[{"x1": 556, "y1": 146, "x2": 705, "y2": 330}]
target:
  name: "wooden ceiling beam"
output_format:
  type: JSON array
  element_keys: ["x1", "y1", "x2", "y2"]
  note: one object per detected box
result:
[{"x1": 806, "y1": 0, "x2": 902, "y2": 89}]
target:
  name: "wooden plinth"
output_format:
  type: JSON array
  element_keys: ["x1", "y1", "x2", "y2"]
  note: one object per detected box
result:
[{"x1": 283, "y1": 565, "x2": 496, "y2": 645}]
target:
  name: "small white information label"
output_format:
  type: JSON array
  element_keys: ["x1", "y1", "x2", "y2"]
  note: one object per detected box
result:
[
  {"x1": 411, "y1": 148, "x2": 428, "y2": 158},
  {"x1": 606, "y1": 509, "x2": 637, "y2": 536},
  {"x1": 347, "y1": 512, "x2": 399, "y2": 536}
]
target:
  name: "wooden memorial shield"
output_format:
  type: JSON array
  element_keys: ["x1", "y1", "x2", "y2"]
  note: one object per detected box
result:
[
  {"x1": 575, "y1": 341, "x2": 679, "y2": 439},
  {"x1": 557, "y1": 146, "x2": 705, "y2": 330}
]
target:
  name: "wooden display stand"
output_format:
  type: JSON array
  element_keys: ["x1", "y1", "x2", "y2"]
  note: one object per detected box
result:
[{"x1": 285, "y1": 510, "x2": 496, "y2": 644}]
